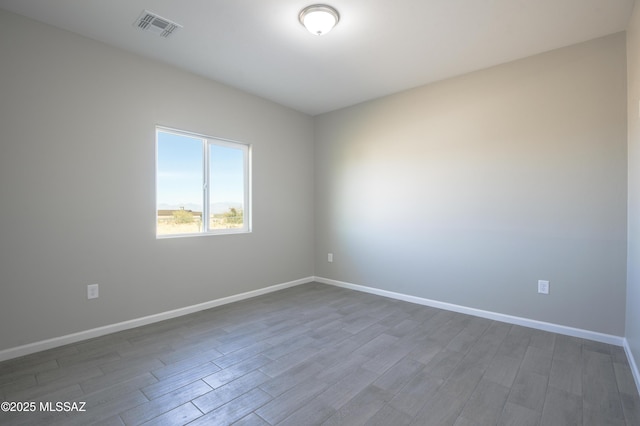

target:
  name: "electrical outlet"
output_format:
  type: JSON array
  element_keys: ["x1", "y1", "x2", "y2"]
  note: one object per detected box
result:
[
  {"x1": 538, "y1": 280, "x2": 549, "y2": 295},
  {"x1": 87, "y1": 284, "x2": 99, "y2": 299},
  {"x1": 328, "y1": 253, "x2": 333, "y2": 263}
]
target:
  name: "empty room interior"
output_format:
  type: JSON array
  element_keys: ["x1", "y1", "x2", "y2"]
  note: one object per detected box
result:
[{"x1": 1, "y1": 0, "x2": 640, "y2": 425}]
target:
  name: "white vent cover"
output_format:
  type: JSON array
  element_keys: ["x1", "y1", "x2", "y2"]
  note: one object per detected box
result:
[{"x1": 134, "y1": 10, "x2": 182, "y2": 38}]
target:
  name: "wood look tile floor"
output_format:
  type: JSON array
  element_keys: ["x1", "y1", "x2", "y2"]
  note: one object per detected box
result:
[{"x1": 1, "y1": 282, "x2": 639, "y2": 425}]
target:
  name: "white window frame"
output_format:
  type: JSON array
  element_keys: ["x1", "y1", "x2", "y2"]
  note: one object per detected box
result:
[{"x1": 155, "y1": 126, "x2": 252, "y2": 238}]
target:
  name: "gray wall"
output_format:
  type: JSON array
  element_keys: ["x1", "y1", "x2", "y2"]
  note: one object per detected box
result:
[
  {"x1": 0, "y1": 10, "x2": 315, "y2": 352},
  {"x1": 315, "y1": 33, "x2": 628, "y2": 336},
  {"x1": 627, "y1": 1, "x2": 640, "y2": 368},
  {"x1": 0, "y1": 6, "x2": 633, "y2": 354}
]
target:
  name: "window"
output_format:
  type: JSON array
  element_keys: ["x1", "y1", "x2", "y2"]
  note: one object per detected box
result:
[{"x1": 156, "y1": 127, "x2": 251, "y2": 237}]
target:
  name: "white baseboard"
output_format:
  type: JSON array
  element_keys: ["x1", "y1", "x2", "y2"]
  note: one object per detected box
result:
[
  {"x1": 0, "y1": 277, "x2": 313, "y2": 362},
  {"x1": 314, "y1": 276, "x2": 625, "y2": 347},
  {"x1": 623, "y1": 338, "x2": 640, "y2": 395},
  {"x1": 1, "y1": 275, "x2": 630, "y2": 370}
]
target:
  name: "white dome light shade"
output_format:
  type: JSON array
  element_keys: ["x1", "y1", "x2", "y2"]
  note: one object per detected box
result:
[{"x1": 299, "y1": 5, "x2": 340, "y2": 36}]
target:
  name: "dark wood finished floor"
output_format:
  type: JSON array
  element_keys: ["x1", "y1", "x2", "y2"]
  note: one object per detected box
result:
[{"x1": 0, "y1": 282, "x2": 639, "y2": 425}]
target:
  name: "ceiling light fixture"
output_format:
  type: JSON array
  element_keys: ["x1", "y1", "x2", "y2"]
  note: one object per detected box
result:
[{"x1": 299, "y1": 4, "x2": 340, "y2": 36}]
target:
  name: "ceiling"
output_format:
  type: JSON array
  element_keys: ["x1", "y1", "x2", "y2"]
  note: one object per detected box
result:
[{"x1": 0, "y1": 0, "x2": 634, "y2": 115}]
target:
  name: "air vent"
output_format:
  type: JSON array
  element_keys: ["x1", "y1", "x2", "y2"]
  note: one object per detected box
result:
[{"x1": 134, "y1": 10, "x2": 182, "y2": 38}]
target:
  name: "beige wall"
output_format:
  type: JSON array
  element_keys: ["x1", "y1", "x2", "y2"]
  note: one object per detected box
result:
[
  {"x1": 315, "y1": 33, "x2": 628, "y2": 335},
  {"x1": 0, "y1": 10, "x2": 315, "y2": 352},
  {"x1": 627, "y1": 0, "x2": 640, "y2": 371}
]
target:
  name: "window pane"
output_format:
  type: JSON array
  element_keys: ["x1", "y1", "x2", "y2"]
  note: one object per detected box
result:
[
  {"x1": 209, "y1": 144, "x2": 245, "y2": 230},
  {"x1": 156, "y1": 131, "x2": 203, "y2": 236}
]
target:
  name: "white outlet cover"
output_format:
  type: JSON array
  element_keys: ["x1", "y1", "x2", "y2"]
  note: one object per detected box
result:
[
  {"x1": 87, "y1": 284, "x2": 99, "y2": 299},
  {"x1": 538, "y1": 280, "x2": 549, "y2": 295}
]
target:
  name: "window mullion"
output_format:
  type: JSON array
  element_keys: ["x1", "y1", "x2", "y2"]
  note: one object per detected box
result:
[
  {"x1": 202, "y1": 139, "x2": 210, "y2": 232},
  {"x1": 244, "y1": 145, "x2": 251, "y2": 232}
]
